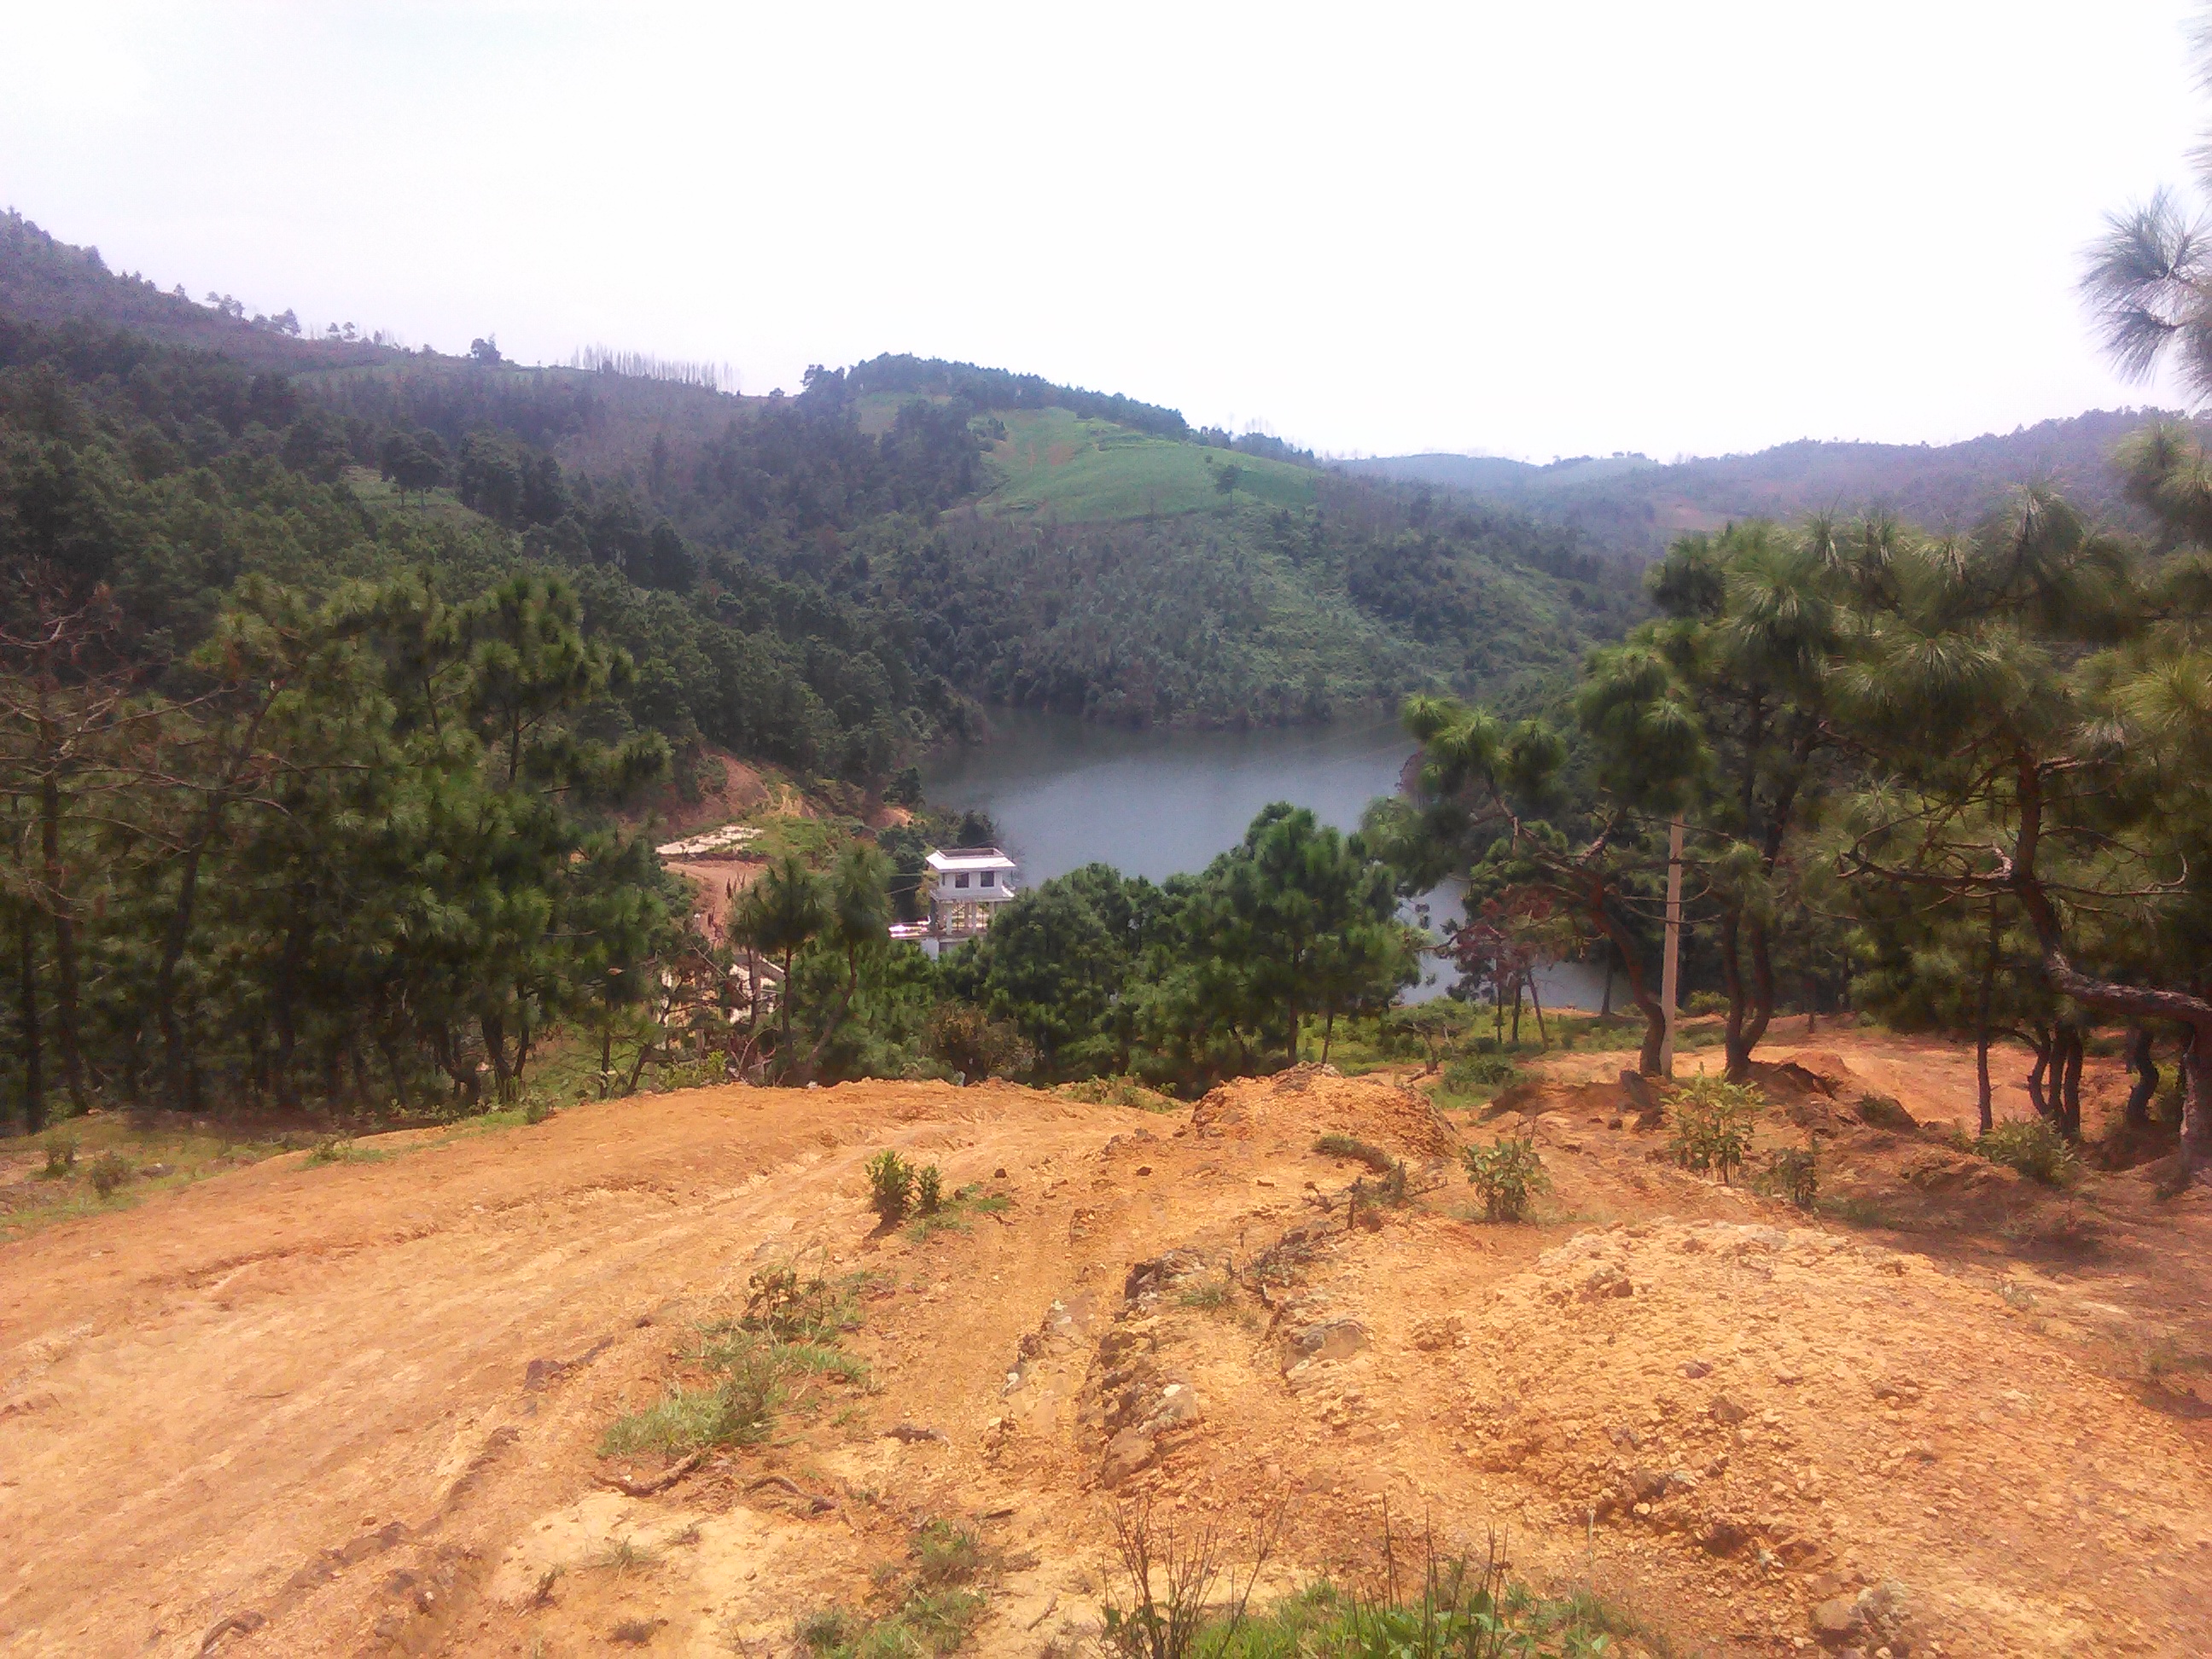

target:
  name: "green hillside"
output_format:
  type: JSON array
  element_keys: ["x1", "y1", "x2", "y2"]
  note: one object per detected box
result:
[
  {"x1": 981, "y1": 407, "x2": 1318, "y2": 519},
  {"x1": 0, "y1": 211, "x2": 1642, "y2": 741}
]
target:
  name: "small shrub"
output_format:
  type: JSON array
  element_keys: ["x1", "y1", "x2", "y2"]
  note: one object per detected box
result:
[
  {"x1": 742, "y1": 1264, "x2": 854, "y2": 1342},
  {"x1": 1668, "y1": 1074, "x2": 1762, "y2": 1183},
  {"x1": 1462, "y1": 1136, "x2": 1550, "y2": 1222},
  {"x1": 1685, "y1": 989, "x2": 1730, "y2": 1016},
  {"x1": 915, "y1": 1164, "x2": 944, "y2": 1216},
  {"x1": 1765, "y1": 1144, "x2": 1819, "y2": 1210},
  {"x1": 87, "y1": 1150, "x2": 132, "y2": 1198},
  {"x1": 923, "y1": 1004, "x2": 1034, "y2": 1082},
  {"x1": 1443, "y1": 1054, "x2": 1522, "y2": 1095},
  {"x1": 1977, "y1": 1118, "x2": 2080, "y2": 1186},
  {"x1": 1377, "y1": 1159, "x2": 1410, "y2": 1208},
  {"x1": 1314, "y1": 1132, "x2": 1394, "y2": 1173},
  {"x1": 306, "y1": 1136, "x2": 352, "y2": 1166},
  {"x1": 522, "y1": 1097, "x2": 555, "y2": 1126},
  {"x1": 865, "y1": 1150, "x2": 915, "y2": 1222},
  {"x1": 39, "y1": 1135, "x2": 77, "y2": 1179}
]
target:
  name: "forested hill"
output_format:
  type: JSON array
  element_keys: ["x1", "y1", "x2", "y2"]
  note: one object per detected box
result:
[
  {"x1": 0, "y1": 212, "x2": 1639, "y2": 781},
  {"x1": 1349, "y1": 408, "x2": 2201, "y2": 564}
]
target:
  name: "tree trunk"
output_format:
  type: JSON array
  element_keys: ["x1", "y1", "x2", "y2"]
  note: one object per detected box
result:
[
  {"x1": 2026, "y1": 1038, "x2": 2050, "y2": 1120},
  {"x1": 18, "y1": 910, "x2": 44, "y2": 1136},
  {"x1": 1974, "y1": 907, "x2": 1998, "y2": 1136},
  {"x1": 2182, "y1": 1027, "x2": 2212, "y2": 1157},
  {"x1": 599, "y1": 1015, "x2": 614, "y2": 1098},
  {"x1": 1719, "y1": 909, "x2": 1755, "y2": 1083},
  {"x1": 378, "y1": 1029, "x2": 410, "y2": 1114},
  {"x1": 40, "y1": 774, "x2": 88, "y2": 1115},
  {"x1": 1320, "y1": 1007, "x2": 1337, "y2": 1064},
  {"x1": 1526, "y1": 970, "x2": 1548, "y2": 1049},
  {"x1": 2058, "y1": 1025, "x2": 2084, "y2": 1141},
  {"x1": 481, "y1": 1012, "x2": 512, "y2": 1097},
  {"x1": 2003, "y1": 751, "x2": 2212, "y2": 1171},
  {"x1": 2123, "y1": 1026, "x2": 2158, "y2": 1130},
  {"x1": 272, "y1": 917, "x2": 307, "y2": 1112},
  {"x1": 154, "y1": 838, "x2": 209, "y2": 1112}
]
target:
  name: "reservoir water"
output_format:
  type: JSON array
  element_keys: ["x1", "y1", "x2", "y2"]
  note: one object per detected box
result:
[
  {"x1": 919, "y1": 707, "x2": 1415, "y2": 884},
  {"x1": 918, "y1": 707, "x2": 1611, "y2": 1008}
]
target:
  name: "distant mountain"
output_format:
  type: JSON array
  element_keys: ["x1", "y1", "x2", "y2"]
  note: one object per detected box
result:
[
  {"x1": 1348, "y1": 410, "x2": 2200, "y2": 562},
  {"x1": 0, "y1": 210, "x2": 393, "y2": 370},
  {"x1": 1, "y1": 211, "x2": 1636, "y2": 736}
]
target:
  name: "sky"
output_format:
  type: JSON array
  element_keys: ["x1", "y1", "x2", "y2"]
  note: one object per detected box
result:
[{"x1": 5, "y1": 2, "x2": 2209, "y2": 462}]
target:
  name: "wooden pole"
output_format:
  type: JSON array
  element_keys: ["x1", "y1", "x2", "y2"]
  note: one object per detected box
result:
[{"x1": 1661, "y1": 817, "x2": 1684, "y2": 1077}]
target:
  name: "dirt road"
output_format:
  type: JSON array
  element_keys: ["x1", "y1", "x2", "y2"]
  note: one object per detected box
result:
[{"x1": 3, "y1": 1045, "x2": 2208, "y2": 1656}]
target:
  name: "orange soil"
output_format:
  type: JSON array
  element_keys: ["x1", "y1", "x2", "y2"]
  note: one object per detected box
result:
[{"x1": 2, "y1": 1033, "x2": 2208, "y2": 1657}]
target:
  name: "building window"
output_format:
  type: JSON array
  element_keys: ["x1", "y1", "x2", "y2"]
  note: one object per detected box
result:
[
  {"x1": 954, "y1": 872, "x2": 969, "y2": 888},
  {"x1": 980, "y1": 870, "x2": 994, "y2": 887}
]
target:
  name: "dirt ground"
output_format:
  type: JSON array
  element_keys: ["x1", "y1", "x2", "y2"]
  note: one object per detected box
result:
[{"x1": 3, "y1": 1029, "x2": 2209, "y2": 1657}]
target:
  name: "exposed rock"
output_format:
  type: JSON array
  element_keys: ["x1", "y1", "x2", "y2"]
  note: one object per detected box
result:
[
  {"x1": 1122, "y1": 1250, "x2": 1208, "y2": 1308},
  {"x1": 1697, "y1": 1517, "x2": 1750, "y2": 1556},
  {"x1": 1409, "y1": 1315, "x2": 1464, "y2": 1352},
  {"x1": 1283, "y1": 1318, "x2": 1368, "y2": 1373},
  {"x1": 1709, "y1": 1395, "x2": 1749, "y2": 1426},
  {"x1": 1577, "y1": 1264, "x2": 1634, "y2": 1301},
  {"x1": 1809, "y1": 1594, "x2": 1864, "y2": 1646}
]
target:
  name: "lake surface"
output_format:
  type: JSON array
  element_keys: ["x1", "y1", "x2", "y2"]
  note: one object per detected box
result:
[
  {"x1": 919, "y1": 707, "x2": 1612, "y2": 1008},
  {"x1": 920, "y1": 707, "x2": 1415, "y2": 882}
]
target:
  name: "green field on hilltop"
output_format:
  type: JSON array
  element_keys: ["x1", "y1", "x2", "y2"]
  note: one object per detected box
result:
[{"x1": 981, "y1": 407, "x2": 1318, "y2": 520}]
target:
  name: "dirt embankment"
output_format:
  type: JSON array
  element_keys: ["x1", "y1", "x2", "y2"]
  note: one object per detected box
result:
[{"x1": 3, "y1": 1037, "x2": 2209, "y2": 1657}]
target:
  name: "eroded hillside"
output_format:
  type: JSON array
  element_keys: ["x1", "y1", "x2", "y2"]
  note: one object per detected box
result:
[{"x1": 2, "y1": 1038, "x2": 2208, "y2": 1656}]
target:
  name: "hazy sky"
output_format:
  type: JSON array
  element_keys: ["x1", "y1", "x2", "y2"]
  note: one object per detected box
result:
[{"x1": 6, "y1": 3, "x2": 2208, "y2": 460}]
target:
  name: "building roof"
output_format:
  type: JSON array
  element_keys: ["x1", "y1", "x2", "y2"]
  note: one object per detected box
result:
[{"x1": 924, "y1": 846, "x2": 1018, "y2": 873}]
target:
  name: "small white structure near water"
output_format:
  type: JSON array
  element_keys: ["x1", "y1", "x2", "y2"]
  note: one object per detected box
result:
[{"x1": 911, "y1": 846, "x2": 1020, "y2": 956}]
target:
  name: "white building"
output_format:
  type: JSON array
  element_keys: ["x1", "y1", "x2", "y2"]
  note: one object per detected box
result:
[{"x1": 921, "y1": 846, "x2": 1020, "y2": 953}]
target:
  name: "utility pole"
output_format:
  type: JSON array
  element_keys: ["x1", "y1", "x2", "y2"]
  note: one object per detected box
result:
[{"x1": 1660, "y1": 816, "x2": 1684, "y2": 1076}]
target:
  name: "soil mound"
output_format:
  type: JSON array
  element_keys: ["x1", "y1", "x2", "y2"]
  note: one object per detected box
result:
[
  {"x1": 1457, "y1": 1219, "x2": 2210, "y2": 1650},
  {"x1": 1190, "y1": 1065, "x2": 1461, "y2": 1161}
]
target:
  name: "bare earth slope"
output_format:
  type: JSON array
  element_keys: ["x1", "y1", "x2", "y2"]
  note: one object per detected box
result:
[{"x1": 3, "y1": 1044, "x2": 2209, "y2": 1656}]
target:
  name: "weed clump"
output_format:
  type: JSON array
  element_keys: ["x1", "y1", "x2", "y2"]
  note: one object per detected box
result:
[
  {"x1": 87, "y1": 1150, "x2": 131, "y2": 1198},
  {"x1": 1668, "y1": 1074, "x2": 1761, "y2": 1183},
  {"x1": 1977, "y1": 1117, "x2": 2080, "y2": 1185},
  {"x1": 1462, "y1": 1136, "x2": 1549, "y2": 1222},
  {"x1": 600, "y1": 1369, "x2": 783, "y2": 1458},
  {"x1": 1315, "y1": 1133, "x2": 1395, "y2": 1173},
  {"x1": 866, "y1": 1150, "x2": 915, "y2": 1221},
  {"x1": 1761, "y1": 1142, "x2": 1819, "y2": 1210},
  {"x1": 915, "y1": 1163, "x2": 944, "y2": 1216},
  {"x1": 1443, "y1": 1054, "x2": 1522, "y2": 1096},
  {"x1": 39, "y1": 1135, "x2": 77, "y2": 1179},
  {"x1": 903, "y1": 1180, "x2": 1010, "y2": 1241},
  {"x1": 797, "y1": 1516, "x2": 997, "y2": 1657},
  {"x1": 602, "y1": 1259, "x2": 872, "y2": 1462}
]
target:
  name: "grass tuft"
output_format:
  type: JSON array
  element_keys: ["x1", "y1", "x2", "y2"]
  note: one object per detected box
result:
[{"x1": 1314, "y1": 1133, "x2": 1395, "y2": 1173}]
